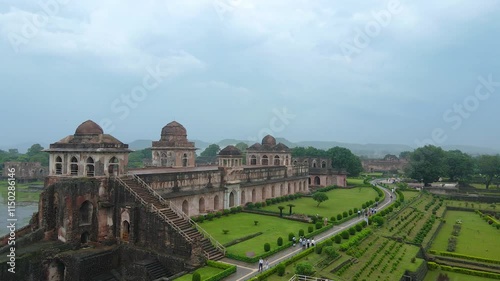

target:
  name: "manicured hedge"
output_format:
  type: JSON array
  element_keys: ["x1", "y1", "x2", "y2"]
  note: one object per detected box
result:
[
  {"x1": 338, "y1": 228, "x2": 372, "y2": 251},
  {"x1": 427, "y1": 262, "x2": 500, "y2": 280},
  {"x1": 205, "y1": 260, "x2": 237, "y2": 281},
  {"x1": 429, "y1": 250, "x2": 500, "y2": 265}
]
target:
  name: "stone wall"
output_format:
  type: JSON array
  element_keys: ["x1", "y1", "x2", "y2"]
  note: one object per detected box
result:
[{"x1": 2, "y1": 162, "x2": 48, "y2": 181}]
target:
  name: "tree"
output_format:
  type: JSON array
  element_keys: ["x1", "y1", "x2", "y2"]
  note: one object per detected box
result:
[
  {"x1": 26, "y1": 144, "x2": 44, "y2": 157},
  {"x1": 476, "y1": 154, "x2": 500, "y2": 189},
  {"x1": 278, "y1": 206, "x2": 285, "y2": 217},
  {"x1": 291, "y1": 146, "x2": 329, "y2": 158},
  {"x1": 445, "y1": 150, "x2": 474, "y2": 182},
  {"x1": 312, "y1": 192, "x2": 329, "y2": 207},
  {"x1": 406, "y1": 145, "x2": 446, "y2": 186},
  {"x1": 287, "y1": 204, "x2": 295, "y2": 215},
  {"x1": 327, "y1": 146, "x2": 363, "y2": 176},
  {"x1": 399, "y1": 151, "x2": 411, "y2": 160},
  {"x1": 200, "y1": 144, "x2": 220, "y2": 157}
]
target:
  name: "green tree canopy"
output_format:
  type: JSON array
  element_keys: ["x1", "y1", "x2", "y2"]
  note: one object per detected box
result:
[
  {"x1": 445, "y1": 150, "x2": 474, "y2": 182},
  {"x1": 406, "y1": 145, "x2": 447, "y2": 186},
  {"x1": 200, "y1": 144, "x2": 220, "y2": 157},
  {"x1": 327, "y1": 146, "x2": 363, "y2": 176},
  {"x1": 312, "y1": 192, "x2": 329, "y2": 207},
  {"x1": 476, "y1": 154, "x2": 500, "y2": 189}
]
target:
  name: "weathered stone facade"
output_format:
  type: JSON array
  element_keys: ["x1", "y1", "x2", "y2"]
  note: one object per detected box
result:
[
  {"x1": 2, "y1": 162, "x2": 48, "y2": 182},
  {"x1": 292, "y1": 157, "x2": 347, "y2": 188},
  {"x1": 0, "y1": 120, "x2": 310, "y2": 281},
  {"x1": 361, "y1": 155, "x2": 408, "y2": 173}
]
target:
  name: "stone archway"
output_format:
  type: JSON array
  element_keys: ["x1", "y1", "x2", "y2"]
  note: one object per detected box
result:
[
  {"x1": 241, "y1": 191, "x2": 246, "y2": 205},
  {"x1": 314, "y1": 176, "x2": 320, "y2": 185},
  {"x1": 80, "y1": 231, "x2": 90, "y2": 244},
  {"x1": 182, "y1": 200, "x2": 189, "y2": 215},
  {"x1": 214, "y1": 195, "x2": 220, "y2": 211},
  {"x1": 47, "y1": 260, "x2": 65, "y2": 281},
  {"x1": 229, "y1": 192, "x2": 235, "y2": 207},
  {"x1": 199, "y1": 197, "x2": 206, "y2": 213},
  {"x1": 121, "y1": 220, "x2": 130, "y2": 241}
]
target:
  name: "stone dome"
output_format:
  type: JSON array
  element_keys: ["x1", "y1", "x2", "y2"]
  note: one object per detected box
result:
[
  {"x1": 75, "y1": 120, "x2": 103, "y2": 136},
  {"x1": 219, "y1": 145, "x2": 242, "y2": 156},
  {"x1": 262, "y1": 135, "x2": 277, "y2": 146},
  {"x1": 161, "y1": 121, "x2": 187, "y2": 137}
]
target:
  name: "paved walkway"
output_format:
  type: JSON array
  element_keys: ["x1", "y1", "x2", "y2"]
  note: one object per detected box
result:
[{"x1": 221, "y1": 181, "x2": 395, "y2": 281}]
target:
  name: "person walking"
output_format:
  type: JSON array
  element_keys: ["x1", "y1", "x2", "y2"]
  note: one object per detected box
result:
[{"x1": 258, "y1": 258, "x2": 263, "y2": 272}]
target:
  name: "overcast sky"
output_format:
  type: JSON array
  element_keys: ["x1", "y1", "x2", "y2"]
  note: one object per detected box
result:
[{"x1": 1, "y1": 0, "x2": 499, "y2": 150}]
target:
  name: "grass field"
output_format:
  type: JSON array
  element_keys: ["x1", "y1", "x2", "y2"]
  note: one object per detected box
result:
[
  {"x1": 346, "y1": 178, "x2": 366, "y2": 186},
  {"x1": 361, "y1": 172, "x2": 384, "y2": 177},
  {"x1": 424, "y1": 270, "x2": 499, "y2": 281},
  {"x1": 200, "y1": 213, "x2": 310, "y2": 257},
  {"x1": 260, "y1": 187, "x2": 378, "y2": 218},
  {"x1": 470, "y1": 183, "x2": 499, "y2": 190},
  {"x1": 173, "y1": 266, "x2": 224, "y2": 281},
  {"x1": 431, "y1": 210, "x2": 500, "y2": 260},
  {"x1": 401, "y1": 190, "x2": 420, "y2": 201},
  {"x1": 0, "y1": 181, "x2": 43, "y2": 202}
]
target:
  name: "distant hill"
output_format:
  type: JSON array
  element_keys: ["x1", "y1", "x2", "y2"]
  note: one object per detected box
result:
[{"x1": 5, "y1": 139, "x2": 498, "y2": 158}]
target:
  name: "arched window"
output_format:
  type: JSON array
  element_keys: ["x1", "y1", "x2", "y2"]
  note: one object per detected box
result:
[
  {"x1": 55, "y1": 156, "x2": 62, "y2": 175},
  {"x1": 252, "y1": 189, "x2": 256, "y2": 203},
  {"x1": 229, "y1": 192, "x2": 235, "y2": 207},
  {"x1": 321, "y1": 161, "x2": 326, "y2": 168},
  {"x1": 285, "y1": 156, "x2": 289, "y2": 165},
  {"x1": 293, "y1": 160, "x2": 298, "y2": 166},
  {"x1": 81, "y1": 232, "x2": 90, "y2": 244},
  {"x1": 288, "y1": 183, "x2": 291, "y2": 194},
  {"x1": 48, "y1": 260, "x2": 65, "y2": 281},
  {"x1": 312, "y1": 161, "x2": 317, "y2": 168},
  {"x1": 214, "y1": 195, "x2": 220, "y2": 210},
  {"x1": 86, "y1": 157, "x2": 94, "y2": 177},
  {"x1": 314, "y1": 176, "x2": 320, "y2": 185},
  {"x1": 182, "y1": 153, "x2": 188, "y2": 167},
  {"x1": 241, "y1": 191, "x2": 246, "y2": 205},
  {"x1": 271, "y1": 185, "x2": 275, "y2": 197},
  {"x1": 108, "y1": 157, "x2": 119, "y2": 176},
  {"x1": 79, "y1": 201, "x2": 93, "y2": 225},
  {"x1": 182, "y1": 200, "x2": 189, "y2": 215},
  {"x1": 303, "y1": 160, "x2": 308, "y2": 166},
  {"x1": 262, "y1": 155, "x2": 269, "y2": 166},
  {"x1": 122, "y1": 221, "x2": 130, "y2": 241},
  {"x1": 261, "y1": 187, "x2": 266, "y2": 200},
  {"x1": 70, "y1": 156, "x2": 78, "y2": 175},
  {"x1": 161, "y1": 153, "x2": 168, "y2": 166},
  {"x1": 250, "y1": 155, "x2": 257, "y2": 165},
  {"x1": 308, "y1": 177, "x2": 311, "y2": 185},
  {"x1": 199, "y1": 197, "x2": 205, "y2": 213},
  {"x1": 274, "y1": 155, "x2": 280, "y2": 166}
]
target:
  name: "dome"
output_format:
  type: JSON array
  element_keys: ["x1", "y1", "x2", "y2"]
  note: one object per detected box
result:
[
  {"x1": 262, "y1": 135, "x2": 276, "y2": 146},
  {"x1": 161, "y1": 121, "x2": 187, "y2": 136},
  {"x1": 75, "y1": 120, "x2": 103, "y2": 136},
  {"x1": 219, "y1": 145, "x2": 242, "y2": 156}
]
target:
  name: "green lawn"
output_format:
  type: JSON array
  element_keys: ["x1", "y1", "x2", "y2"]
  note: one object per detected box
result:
[
  {"x1": 431, "y1": 210, "x2": 500, "y2": 259},
  {"x1": 0, "y1": 181, "x2": 43, "y2": 202},
  {"x1": 200, "y1": 213, "x2": 310, "y2": 257},
  {"x1": 260, "y1": 187, "x2": 378, "y2": 218},
  {"x1": 424, "y1": 270, "x2": 499, "y2": 281},
  {"x1": 401, "y1": 190, "x2": 420, "y2": 201},
  {"x1": 173, "y1": 266, "x2": 224, "y2": 281},
  {"x1": 471, "y1": 183, "x2": 499, "y2": 190},
  {"x1": 346, "y1": 178, "x2": 366, "y2": 186}
]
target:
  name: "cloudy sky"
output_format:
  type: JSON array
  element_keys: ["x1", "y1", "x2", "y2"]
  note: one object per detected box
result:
[{"x1": 1, "y1": 0, "x2": 499, "y2": 150}]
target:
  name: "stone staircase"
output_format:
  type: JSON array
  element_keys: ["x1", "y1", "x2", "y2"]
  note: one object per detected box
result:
[{"x1": 115, "y1": 176, "x2": 225, "y2": 261}]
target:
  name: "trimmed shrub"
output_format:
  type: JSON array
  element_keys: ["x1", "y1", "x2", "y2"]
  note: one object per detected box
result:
[
  {"x1": 354, "y1": 207, "x2": 358, "y2": 213},
  {"x1": 349, "y1": 209, "x2": 353, "y2": 215},
  {"x1": 343, "y1": 211, "x2": 348, "y2": 218},
  {"x1": 198, "y1": 216, "x2": 205, "y2": 223},
  {"x1": 245, "y1": 202, "x2": 255, "y2": 209},
  {"x1": 295, "y1": 262, "x2": 314, "y2": 275},
  {"x1": 348, "y1": 227, "x2": 356, "y2": 235},
  {"x1": 230, "y1": 207, "x2": 238, "y2": 214},
  {"x1": 324, "y1": 246, "x2": 339, "y2": 258},
  {"x1": 255, "y1": 202, "x2": 262, "y2": 208},
  {"x1": 330, "y1": 216, "x2": 336, "y2": 222},
  {"x1": 264, "y1": 243, "x2": 271, "y2": 252},
  {"x1": 206, "y1": 213, "x2": 215, "y2": 221},
  {"x1": 277, "y1": 263, "x2": 286, "y2": 276},
  {"x1": 192, "y1": 272, "x2": 201, "y2": 281},
  {"x1": 223, "y1": 210, "x2": 230, "y2": 216},
  {"x1": 316, "y1": 222, "x2": 322, "y2": 229},
  {"x1": 299, "y1": 229, "x2": 305, "y2": 237},
  {"x1": 308, "y1": 226, "x2": 314, "y2": 233},
  {"x1": 334, "y1": 235, "x2": 342, "y2": 244},
  {"x1": 341, "y1": 230, "x2": 349, "y2": 239},
  {"x1": 337, "y1": 214, "x2": 343, "y2": 220},
  {"x1": 288, "y1": 232, "x2": 295, "y2": 241},
  {"x1": 277, "y1": 237, "x2": 283, "y2": 246},
  {"x1": 355, "y1": 224, "x2": 362, "y2": 232},
  {"x1": 316, "y1": 244, "x2": 323, "y2": 254}
]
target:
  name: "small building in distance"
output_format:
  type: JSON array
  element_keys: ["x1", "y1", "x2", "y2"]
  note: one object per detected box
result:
[
  {"x1": 292, "y1": 157, "x2": 347, "y2": 188},
  {"x1": 361, "y1": 154, "x2": 408, "y2": 174}
]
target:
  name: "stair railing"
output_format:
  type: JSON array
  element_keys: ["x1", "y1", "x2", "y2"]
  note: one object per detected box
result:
[
  {"x1": 127, "y1": 173, "x2": 226, "y2": 257},
  {"x1": 113, "y1": 176, "x2": 193, "y2": 243}
]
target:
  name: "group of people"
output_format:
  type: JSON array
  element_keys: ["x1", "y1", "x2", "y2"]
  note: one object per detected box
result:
[
  {"x1": 292, "y1": 236, "x2": 315, "y2": 249},
  {"x1": 258, "y1": 258, "x2": 269, "y2": 272}
]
